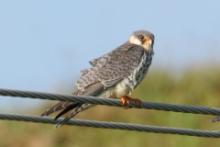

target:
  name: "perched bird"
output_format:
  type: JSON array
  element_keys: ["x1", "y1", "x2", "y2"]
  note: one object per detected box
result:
[{"x1": 41, "y1": 30, "x2": 155, "y2": 125}]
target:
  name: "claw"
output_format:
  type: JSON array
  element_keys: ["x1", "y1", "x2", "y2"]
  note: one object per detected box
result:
[{"x1": 120, "y1": 96, "x2": 142, "y2": 107}]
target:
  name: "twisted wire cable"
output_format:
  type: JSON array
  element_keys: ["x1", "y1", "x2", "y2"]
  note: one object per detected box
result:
[
  {"x1": 0, "y1": 113, "x2": 220, "y2": 138},
  {"x1": 1, "y1": 89, "x2": 220, "y2": 116}
]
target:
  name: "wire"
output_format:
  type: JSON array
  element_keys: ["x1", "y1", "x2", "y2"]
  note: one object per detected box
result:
[
  {"x1": 0, "y1": 89, "x2": 220, "y2": 116},
  {"x1": 1, "y1": 88, "x2": 220, "y2": 138},
  {"x1": 0, "y1": 113, "x2": 220, "y2": 138}
]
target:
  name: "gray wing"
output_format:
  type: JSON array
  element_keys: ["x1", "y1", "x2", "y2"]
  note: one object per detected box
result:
[
  {"x1": 41, "y1": 42, "x2": 144, "y2": 120},
  {"x1": 75, "y1": 42, "x2": 145, "y2": 95}
]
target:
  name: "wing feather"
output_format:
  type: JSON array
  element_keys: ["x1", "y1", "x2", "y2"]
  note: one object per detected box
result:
[
  {"x1": 41, "y1": 42, "x2": 145, "y2": 120},
  {"x1": 74, "y1": 42, "x2": 144, "y2": 95}
]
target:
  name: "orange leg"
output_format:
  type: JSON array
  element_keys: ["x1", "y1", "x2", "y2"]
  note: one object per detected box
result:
[{"x1": 120, "y1": 96, "x2": 142, "y2": 107}]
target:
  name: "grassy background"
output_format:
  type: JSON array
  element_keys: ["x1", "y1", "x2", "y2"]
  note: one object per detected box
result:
[{"x1": 1, "y1": 66, "x2": 220, "y2": 147}]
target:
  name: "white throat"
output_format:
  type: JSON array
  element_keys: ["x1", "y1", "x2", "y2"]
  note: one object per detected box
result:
[
  {"x1": 129, "y1": 35, "x2": 152, "y2": 51},
  {"x1": 129, "y1": 35, "x2": 142, "y2": 46}
]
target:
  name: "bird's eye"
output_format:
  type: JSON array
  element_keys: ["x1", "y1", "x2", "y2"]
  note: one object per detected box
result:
[{"x1": 138, "y1": 35, "x2": 144, "y2": 40}]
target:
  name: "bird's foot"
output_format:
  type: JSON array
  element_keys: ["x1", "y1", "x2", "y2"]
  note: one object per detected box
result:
[{"x1": 120, "y1": 96, "x2": 142, "y2": 107}]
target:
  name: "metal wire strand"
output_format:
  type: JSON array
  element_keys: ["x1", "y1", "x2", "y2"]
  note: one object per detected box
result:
[
  {"x1": 1, "y1": 89, "x2": 220, "y2": 116},
  {"x1": 0, "y1": 113, "x2": 220, "y2": 138}
]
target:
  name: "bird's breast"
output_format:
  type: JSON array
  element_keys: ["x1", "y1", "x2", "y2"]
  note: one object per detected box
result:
[
  {"x1": 100, "y1": 52, "x2": 153, "y2": 99},
  {"x1": 128, "y1": 52, "x2": 153, "y2": 89},
  {"x1": 100, "y1": 78, "x2": 132, "y2": 98}
]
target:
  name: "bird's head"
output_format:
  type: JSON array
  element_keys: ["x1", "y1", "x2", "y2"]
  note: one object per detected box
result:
[{"x1": 129, "y1": 30, "x2": 154, "y2": 51}]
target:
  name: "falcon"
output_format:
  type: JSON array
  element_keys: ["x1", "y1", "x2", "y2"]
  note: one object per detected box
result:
[{"x1": 41, "y1": 30, "x2": 155, "y2": 125}]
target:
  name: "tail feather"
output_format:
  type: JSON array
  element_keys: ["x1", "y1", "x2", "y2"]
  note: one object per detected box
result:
[
  {"x1": 41, "y1": 92, "x2": 96, "y2": 126},
  {"x1": 41, "y1": 101, "x2": 93, "y2": 125},
  {"x1": 56, "y1": 103, "x2": 93, "y2": 127},
  {"x1": 67, "y1": 103, "x2": 93, "y2": 118},
  {"x1": 41, "y1": 102, "x2": 76, "y2": 116},
  {"x1": 54, "y1": 103, "x2": 82, "y2": 120}
]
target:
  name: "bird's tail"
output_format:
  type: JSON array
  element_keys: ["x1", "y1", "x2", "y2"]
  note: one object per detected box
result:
[
  {"x1": 41, "y1": 101, "x2": 78, "y2": 117},
  {"x1": 41, "y1": 101, "x2": 93, "y2": 126},
  {"x1": 56, "y1": 103, "x2": 93, "y2": 127}
]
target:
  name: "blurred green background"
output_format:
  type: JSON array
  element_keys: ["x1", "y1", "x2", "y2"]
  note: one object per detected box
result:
[
  {"x1": 1, "y1": 0, "x2": 220, "y2": 146},
  {"x1": 1, "y1": 67, "x2": 220, "y2": 147}
]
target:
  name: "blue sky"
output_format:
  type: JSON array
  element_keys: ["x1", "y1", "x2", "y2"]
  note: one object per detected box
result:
[{"x1": 0, "y1": 0, "x2": 219, "y2": 110}]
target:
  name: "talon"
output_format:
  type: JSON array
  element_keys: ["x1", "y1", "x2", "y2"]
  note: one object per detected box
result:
[
  {"x1": 120, "y1": 96, "x2": 130, "y2": 106},
  {"x1": 120, "y1": 96, "x2": 142, "y2": 107}
]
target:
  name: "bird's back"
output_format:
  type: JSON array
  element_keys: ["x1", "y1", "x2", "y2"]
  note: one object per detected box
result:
[
  {"x1": 73, "y1": 42, "x2": 145, "y2": 97},
  {"x1": 41, "y1": 41, "x2": 153, "y2": 123}
]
